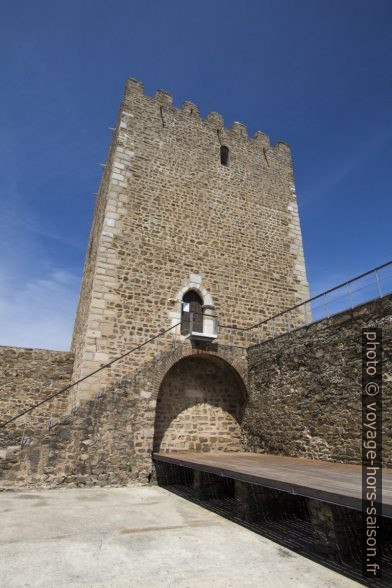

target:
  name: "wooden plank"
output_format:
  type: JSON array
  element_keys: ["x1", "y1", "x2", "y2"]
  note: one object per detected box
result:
[{"x1": 153, "y1": 452, "x2": 392, "y2": 516}]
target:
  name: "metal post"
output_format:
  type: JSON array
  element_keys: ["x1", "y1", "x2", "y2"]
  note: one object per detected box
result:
[
  {"x1": 73, "y1": 381, "x2": 80, "y2": 415},
  {"x1": 20, "y1": 413, "x2": 29, "y2": 447},
  {"x1": 323, "y1": 293, "x2": 329, "y2": 319},
  {"x1": 347, "y1": 282, "x2": 353, "y2": 309},
  {"x1": 375, "y1": 269, "x2": 383, "y2": 298},
  {"x1": 156, "y1": 331, "x2": 161, "y2": 361},
  {"x1": 172, "y1": 325, "x2": 177, "y2": 351},
  {"x1": 189, "y1": 312, "x2": 194, "y2": 337}
]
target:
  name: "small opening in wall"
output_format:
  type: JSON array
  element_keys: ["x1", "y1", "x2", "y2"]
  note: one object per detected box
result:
[
  {"x1": 220, "y1": 145, "x2": 229, "y2": 167},
  {"x1": 181, "y1": 290, "x2": 203, "y2": 335}
]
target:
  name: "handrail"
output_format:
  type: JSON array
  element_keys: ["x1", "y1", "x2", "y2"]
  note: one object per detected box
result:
[
  {"x1": 219, "y1": 260, "x2": 392, "y2": 331},
  {"x1": 1, "y1": 260, "x2": 391, "y2": 431},
  {"x1": 0, "y1": 322, "x2": 180, "y2": 429}
]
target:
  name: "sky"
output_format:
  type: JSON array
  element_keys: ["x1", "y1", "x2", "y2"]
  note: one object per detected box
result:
[{"x1": 0, "y1": 0, "x2": 391, "y2": 350}]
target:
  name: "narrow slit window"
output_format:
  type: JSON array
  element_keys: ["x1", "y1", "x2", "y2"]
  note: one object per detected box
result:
[{"x1": 220, "y1": 145, "x2": 229, "y2": 166}]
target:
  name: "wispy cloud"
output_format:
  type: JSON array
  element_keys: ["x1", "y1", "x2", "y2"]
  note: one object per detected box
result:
[
  {"x1": 302, "y1": 129, "x2": 392, "y2": 204},
  {"x1": 0, "y1": 268, "x2": 80, "y2": 351},
  {"x1": 3, "y1": 209, "x2": 84, "y2": 251}
]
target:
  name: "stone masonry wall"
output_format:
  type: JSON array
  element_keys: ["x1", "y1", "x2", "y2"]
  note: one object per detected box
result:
[
  {"x1": 0, "y1": 346, "x2": 74, "y2": 448},
  {"x1": 2, "y1": 296, "x2": 391, "y2": 489},
  {"x1": 70, "y1": 77, "x2": 309, "y2": 400},
  {"x1": 1, "y1": 341, "x2": 247, "y2": 488},
  {"x1": 153, "y1": 355, "x2": 246, "y2": 453},
  {"x1": 70, "y1": 115, "x2": 121, "y2": 390},
  {"x1": 244, "y1": 295, "x2": 392, "y2": 465}
]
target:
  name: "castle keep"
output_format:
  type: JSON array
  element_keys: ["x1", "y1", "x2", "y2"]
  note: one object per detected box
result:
[
  {"x1": 0, "y1": 78, "x2": 315, "y2": 483},
  {"x1": 71, "y1": 78, "x2": 309, "y2": 399},
  {"x1": 2, "y1": 78, "x2": 390, "y2": 489},
  {"x1": 1, "y1": 78, "x2": 391, "y2": 579}
]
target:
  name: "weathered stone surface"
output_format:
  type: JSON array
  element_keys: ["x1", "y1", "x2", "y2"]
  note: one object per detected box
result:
[
  {"x1": 154, "y1": 355, "x2": 246, "y2": 453},
  {"x1": 1, "y1": 341, "x2": 247, "y2": 488},
  {"x1": 1, "y1": 296, "x2": 391, "y2": 488},
  {"x1": 2, "y1": 80, "x2": 390, "y2": 492},
  {"x1": 0, "y1": 346, "x2": 74, "y2": 448},
  {"x1": 244, "y1": 295, "x2": 392, "y2": 466},
  {"x1": 70, "y1": 78, "x2": 309, "y2": 399}
]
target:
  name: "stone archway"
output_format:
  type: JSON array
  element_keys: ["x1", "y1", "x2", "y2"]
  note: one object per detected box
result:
[{"x1": 153, "y1": 354, "x2": 246, "y2": 454}]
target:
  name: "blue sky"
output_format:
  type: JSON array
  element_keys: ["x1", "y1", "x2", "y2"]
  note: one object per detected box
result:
[{"x1": 1, "y1": 0, "x2": 391, "y2": 350}]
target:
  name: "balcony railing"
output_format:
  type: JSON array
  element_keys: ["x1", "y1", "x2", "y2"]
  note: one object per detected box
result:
[{"x1": 185, "y1": 312, "x2": 218, "y2": 342}]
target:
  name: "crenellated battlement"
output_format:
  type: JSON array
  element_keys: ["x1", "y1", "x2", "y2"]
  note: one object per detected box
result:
[
  {"x1": 0, "y1": 75, "x2": 311, "y2": 494},
  {"x1": 123, "y1": 77, "x2": 289, "y2": 153},
  {"x1": 69, "y1": 74, "x2": 307, "y2": 409}
]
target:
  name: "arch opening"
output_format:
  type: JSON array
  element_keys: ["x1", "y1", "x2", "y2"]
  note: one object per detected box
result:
[{"x1": 153, "y1": 355, "x2": 246, "y2": 454}]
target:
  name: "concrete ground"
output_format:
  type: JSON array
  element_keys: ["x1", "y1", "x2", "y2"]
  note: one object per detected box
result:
[{"x1": 0, "y1": 486, "x2": 359, "y2": 588}]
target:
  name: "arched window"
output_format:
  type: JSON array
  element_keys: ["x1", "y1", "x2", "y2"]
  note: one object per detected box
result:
[
  {"x1": 181, "y1": 290, "x2": 203, "y2": 335},
  {"x1": 220, "y1": 145, "x2": 229, "y2": 166}
]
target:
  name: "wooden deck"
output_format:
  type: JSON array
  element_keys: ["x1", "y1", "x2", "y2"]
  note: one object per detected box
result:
[{"x1": 153, "y1": 452, "x2": 392, "y2": 516}]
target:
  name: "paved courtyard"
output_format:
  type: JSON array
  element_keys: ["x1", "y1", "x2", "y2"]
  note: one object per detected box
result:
[{"x1": 0, "y1": 485, "x2": 359, "y2": 587}]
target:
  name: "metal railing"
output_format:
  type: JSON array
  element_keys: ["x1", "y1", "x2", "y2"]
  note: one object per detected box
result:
[
  {"x1": 1, "y1": 260, "x2": 391, "y2": 435},
  {"x1": 218, "y1": 260, "x2": 392, "y2": 346},
  {"x1": 0, "y1": 322, "x2": 181, "y2": 436}
]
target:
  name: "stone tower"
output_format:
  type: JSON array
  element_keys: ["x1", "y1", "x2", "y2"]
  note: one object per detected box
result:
[{"x1": 71, "y1": 78, "x2": 309, "y2": 400}]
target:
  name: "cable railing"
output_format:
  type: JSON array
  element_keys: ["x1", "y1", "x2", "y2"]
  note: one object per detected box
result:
[
  {"x1": 0, "y1": 322, "x2": 181, "y2": 438},
  {"x1": 1, "y1": 260, "x2": 391, "y2": 437},
  {"x1": 217, "y1": 260, "x2": 392, "y2": 346}
]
